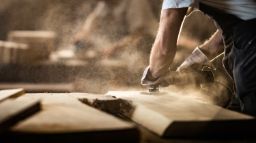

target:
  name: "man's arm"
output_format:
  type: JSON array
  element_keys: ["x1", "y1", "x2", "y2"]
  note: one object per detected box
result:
[{"x1": 149, "y1": 8, "x2": 187, "y2": 79}]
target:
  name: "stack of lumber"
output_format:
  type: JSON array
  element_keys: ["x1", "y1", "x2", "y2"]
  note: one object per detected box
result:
[
  {"x1": 8, "y1": 31, "x2": 57, "y2": 63},
  {"x1": 0, "y1": 41, "x2": 29, "y2": 64}
]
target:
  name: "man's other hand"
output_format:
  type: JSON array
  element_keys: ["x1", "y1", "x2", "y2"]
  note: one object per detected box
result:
[{"x1": 176, "y1": 47, "x2": 209, "y2": 72}]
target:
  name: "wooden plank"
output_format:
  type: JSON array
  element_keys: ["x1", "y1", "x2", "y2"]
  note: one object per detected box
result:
[
  {"x1": 0, "y1": 98, "x2": 41, "y2": 133},
  {"x1": 8, "y1": 94, "x2": 139, "y2": 143},
  {"x1": 72, "y1": 93, "x2": 256, "y2": 143},
  {"x1": 0, "y1": 89, "x2": 25, "y2": 102},
  {"x1": 79, "y1": 90, "x2": 256, "y2": 138}
]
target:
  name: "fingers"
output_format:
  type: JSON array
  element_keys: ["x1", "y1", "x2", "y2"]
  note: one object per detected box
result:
[
  {"x1": 141, "y1": 66, "x2": 164, "y2": 88},
  {"x1": 141, "y1": 66, "x2": 175, "y2": 88}
]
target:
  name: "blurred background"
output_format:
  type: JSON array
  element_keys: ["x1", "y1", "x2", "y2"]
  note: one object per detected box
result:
[{"x1": 0, "y1": 0, "x2": 217, "y2": 93}]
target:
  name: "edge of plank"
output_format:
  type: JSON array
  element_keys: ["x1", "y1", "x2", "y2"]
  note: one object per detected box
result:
[
  {"x1": 0, "y1": 88, "x2": 25, "y2": 102},
  {"x1": 0, "y1": 98, "x2": 41, "y2": 132}
]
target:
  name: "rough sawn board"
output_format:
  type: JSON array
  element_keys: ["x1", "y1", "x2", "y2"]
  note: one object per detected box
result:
[{"x1": 104, "y1": 91, "x2": 256, "y2": 138}]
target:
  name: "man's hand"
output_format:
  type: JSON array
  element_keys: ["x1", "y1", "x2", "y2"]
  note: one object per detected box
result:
[
  {"x1": 176, "y1": 30, "x2": 224, "y2": 72},
  {"x1": 176, "y1": 47, "x2": 209, "y2": 72},
  {"x1": 141, "y1": 66, "x2": 170, "y2": 88}
]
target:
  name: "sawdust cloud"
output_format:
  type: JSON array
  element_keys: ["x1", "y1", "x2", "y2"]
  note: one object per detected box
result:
[{"x1": 0, "y1": 0, "x2": 232, "y2": 107}]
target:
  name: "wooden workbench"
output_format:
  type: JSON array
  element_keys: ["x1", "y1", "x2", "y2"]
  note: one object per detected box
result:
[{"x1": 1, "y1": 90, "x2": 256, "y2": 143}]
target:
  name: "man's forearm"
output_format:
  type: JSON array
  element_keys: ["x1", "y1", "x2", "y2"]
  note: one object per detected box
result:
[{"x1": 149, "y1": 8, "x2": 187, "y2": 78}]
